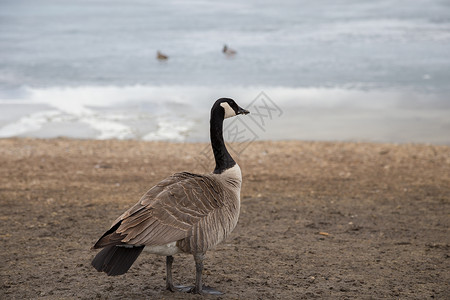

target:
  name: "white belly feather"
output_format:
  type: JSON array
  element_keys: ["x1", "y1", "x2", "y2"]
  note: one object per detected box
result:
[{"x1": 143, "y1": 242, "x2": 181, "y2": 256}]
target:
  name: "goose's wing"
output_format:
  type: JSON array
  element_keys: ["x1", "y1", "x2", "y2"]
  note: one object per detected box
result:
[
  {"x1": 93, "y1": 172, "x2": 225, "y2": 248},
  {"x1": 111, "y1": 172, "x2": 197, "y2": 224}
]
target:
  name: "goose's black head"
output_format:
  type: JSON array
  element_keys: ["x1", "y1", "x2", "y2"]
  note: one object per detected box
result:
[{"x1": 211, "y1": 98, "x2": 250, "y2": 120}]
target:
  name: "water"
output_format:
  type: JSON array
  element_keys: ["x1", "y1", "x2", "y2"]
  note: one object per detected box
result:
[{"x1": 1, "y1": 0, "x2": 449, "y2": 144}]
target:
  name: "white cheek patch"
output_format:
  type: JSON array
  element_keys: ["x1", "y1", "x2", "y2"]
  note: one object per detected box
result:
[{"x1": 220, "y1": 102, "x2": 236, "y2": 119}]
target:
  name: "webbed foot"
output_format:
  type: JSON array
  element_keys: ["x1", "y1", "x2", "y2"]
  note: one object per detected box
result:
[{"x1": 169, "y1": 285, "x2": 223, "y2": 295}]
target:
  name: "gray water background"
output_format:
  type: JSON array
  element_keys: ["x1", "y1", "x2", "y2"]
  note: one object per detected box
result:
[{"x1": 1, "y1": 0, "x2": 449, "y2": 144}]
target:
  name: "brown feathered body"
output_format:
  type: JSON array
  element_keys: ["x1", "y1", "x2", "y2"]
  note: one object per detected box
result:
[{"x1": 93, "y1": 165, "x2": 241, "y2": 256}]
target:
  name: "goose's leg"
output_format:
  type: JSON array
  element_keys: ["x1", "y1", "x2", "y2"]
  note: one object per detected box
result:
[
  {"x1": 166, "y1": 255, "x2": 175, "y2": 292},
  {"x1": 168, "y1": 253, "x2": 223, "y2": 294},
  {"x1": 192, "y1": 253, "x2": 204, "y2": 294},
  {"x1": 190, "y1": 253, "x2": 223, "y2": 295},
  {"x1": 165, "y1": 255, "x2": 202, "y2": 293}
]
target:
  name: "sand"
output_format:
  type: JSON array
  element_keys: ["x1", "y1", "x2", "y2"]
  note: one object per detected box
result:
[{"x1": 0, "y1": 138, "x2": 449, "y2": 299}]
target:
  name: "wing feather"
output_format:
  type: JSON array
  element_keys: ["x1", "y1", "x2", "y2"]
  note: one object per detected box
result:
[{"x1": 94, "y1": 172, "x2": 230, "y2": 248}]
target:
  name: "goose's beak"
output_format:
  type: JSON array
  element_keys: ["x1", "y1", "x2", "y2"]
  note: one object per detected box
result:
[{"x1": 237, "y1": 107, "x2": 250, "y2": 115}]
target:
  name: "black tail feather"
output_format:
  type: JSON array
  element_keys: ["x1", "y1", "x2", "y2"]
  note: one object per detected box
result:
[
  {"x1": 92, "y1": 221, "x2": 126, "y2": 249},
  {"x1": 92, "y1": 245, "x2": 145, "y2": 276}
]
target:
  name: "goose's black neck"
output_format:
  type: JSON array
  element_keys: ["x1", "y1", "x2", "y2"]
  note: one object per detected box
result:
[{"x1": 210, "y1": 109, "x2": 236, "y2": 174}]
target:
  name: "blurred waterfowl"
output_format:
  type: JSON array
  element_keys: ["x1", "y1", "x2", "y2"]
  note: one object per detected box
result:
[
  {"x1": 91, "y1": 98, "x2": 250, "y2": 295},
  {"x1": 223, "y1": 44, "x2": 237, "y2": 56},
  {"x1": 157, "y1": 50, "x2": 168, "y2": 60}
]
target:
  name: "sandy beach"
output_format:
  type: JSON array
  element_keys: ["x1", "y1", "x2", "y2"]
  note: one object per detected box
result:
[{"x1": 0, "y1": 138, "x2": 449, "y2": 299}]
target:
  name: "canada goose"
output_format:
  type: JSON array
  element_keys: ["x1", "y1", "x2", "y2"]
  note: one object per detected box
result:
[
  {"x1": 157, "y1": 50, "x2": 168, "y2": 60},
  {"x1": 91, "y1": 98, "x2": 250, "y2": 295},
  {"x1": 223, "y1": 44, "x2": 237, "y2": 56}
]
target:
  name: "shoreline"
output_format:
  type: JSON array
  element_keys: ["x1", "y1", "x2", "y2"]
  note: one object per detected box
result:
[
  {"x1": 1, "y1": 85, "x2": 449, "y2": 145},
  {"x1": 2, "y1": 135, "x2": 450, "y2": 146}
]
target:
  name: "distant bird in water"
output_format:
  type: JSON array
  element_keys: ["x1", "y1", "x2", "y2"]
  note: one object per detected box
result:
[
  {"x1": 223, "y1": 44, "x2": 237, "y2": 56},
  {"x1": 91, "y1": 98, "x2": 250, "y2": 295},
  {"x1": 157, "y1": 50, "x2": 168, "y2": 60}
]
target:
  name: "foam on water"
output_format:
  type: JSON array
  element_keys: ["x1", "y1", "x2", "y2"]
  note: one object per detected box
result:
[
  {"x1": 0, "y1": 85, "x2": 198, "y2": 140},
  {"x1": 0, "y1": 85, "x2": 449, "y2": 144}
]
